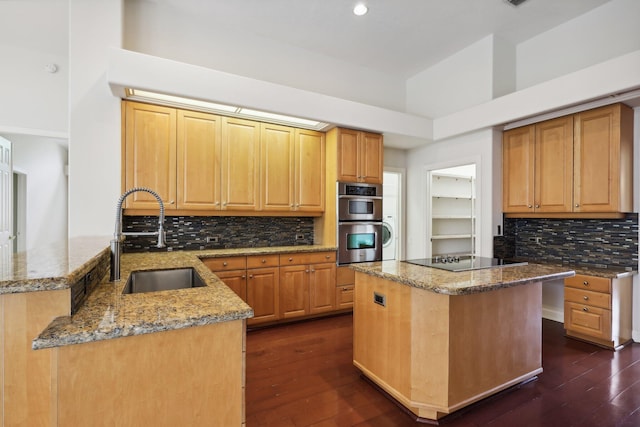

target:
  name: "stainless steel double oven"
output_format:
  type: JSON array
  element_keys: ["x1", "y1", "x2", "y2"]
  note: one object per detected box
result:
[{"x1": 337, "y1": 182, "x2": 383, "y2": 265}]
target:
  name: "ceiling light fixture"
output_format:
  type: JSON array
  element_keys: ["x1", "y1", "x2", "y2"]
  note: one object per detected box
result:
[
  {"x1": 125, "y1": 89, "x2": 329, "y2": 131},
  {"x1": 505, "y1": 0, "x2": 528, "y2": 6},
  {"x1": 353, "y1": 3, "x2": 368, "y2": 16}
]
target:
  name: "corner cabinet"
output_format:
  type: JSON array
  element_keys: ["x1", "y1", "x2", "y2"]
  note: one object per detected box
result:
[
  {"x1": 336, "y1": 128, "x2": 383, "y2": 184},
  {"x1": 430, "y1": 173, "x2": 475, "y2": 257},
  {"x1": 503, "y1": 103, "x2": 633, "y2": 217},
  {"x1": 564, "y1": 274, "x2": 633, "y2": 350}
]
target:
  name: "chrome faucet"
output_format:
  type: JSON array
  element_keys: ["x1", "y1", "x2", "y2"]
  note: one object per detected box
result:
[{"x1": 110, "y1": 187, "x2": 166, "y2": 281}]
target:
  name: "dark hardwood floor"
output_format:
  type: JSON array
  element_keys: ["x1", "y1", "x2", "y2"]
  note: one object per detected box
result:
[{"x1": 245, "y1": 313, "x2": 640, "y2": 427}]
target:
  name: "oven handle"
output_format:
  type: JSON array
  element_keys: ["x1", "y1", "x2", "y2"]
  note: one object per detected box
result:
[
  {"x1": 337, "y1": 195, "x2": 383, "y2": 200},
  {"x1": 338, "y1": 221, "x2": 383, "y2": 226}
]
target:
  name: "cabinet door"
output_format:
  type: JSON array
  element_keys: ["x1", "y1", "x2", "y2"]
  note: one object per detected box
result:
[
  {"x1": 279, "y1": 265, "x2": 309, "y2": 319},
  {"x1": 564, "y1": 301, "x2": 612, "y2": 341},
  {"x1": 502, "y1": 126, "x2": 535, "y2": 213},
  {"x1": 360, "y1": 132, "x2": 383, "y2": 184},
  {"x1": 176, "y1": 110, "x2": 221, "y2": 210},
  {"x1": 261, "y1": 123, "x2": 294, "y2": 211},
  {"x1": 309, "y1": 262, "x2": 336, "y2": 314},
  {"x1": 294, "y1": 129, "x2": 325, "y2": 212},
  {"x1": 337, "y1": 128, "x2": 360, "y2": 182},
  {"x1": 124, "y1": 101, "x2": 177, "y2": 209},
  {"x1": 214, "y1": 269, "x2": 247, "y2": 302},
  {"x1": 247, "y1": 267, "x2": 279, "y2": 325},
  {"x1": 574, "y1": 104, "x2": 632, "y2": 212},
  {"x1": 534, "y1": 116, "x2": 574, "y2": 212},
  {"x1": 221, "y1": 117, "x2": 261, "y2": 211}
]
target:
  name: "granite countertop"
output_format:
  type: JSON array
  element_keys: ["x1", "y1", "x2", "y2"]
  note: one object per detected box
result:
[
  {"x1": 1, "y1": 238, "x2": 335, "y2": 349},
  {"x1": 350, "y1": 260, "x2": 576, "y2": 295},
  {"x1": 513, "y1": 260, "x2": 635, "y2": 280}
]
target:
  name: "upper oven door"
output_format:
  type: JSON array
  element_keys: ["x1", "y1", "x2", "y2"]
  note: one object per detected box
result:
[{"x1": 337, "y1": 196, "x2": 382, "y2": 221}]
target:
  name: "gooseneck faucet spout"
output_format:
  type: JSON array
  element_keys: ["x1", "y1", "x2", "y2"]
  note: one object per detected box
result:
[{"x1": 110, "y1": 187, "x2": 166, "y2": 282}]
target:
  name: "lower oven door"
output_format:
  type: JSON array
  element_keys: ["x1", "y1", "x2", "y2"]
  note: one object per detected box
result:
[{"x1": 337, "y1": 222, "x2": 382, "y2": 265}]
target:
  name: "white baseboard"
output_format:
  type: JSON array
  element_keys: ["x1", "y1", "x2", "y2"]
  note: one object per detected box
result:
[
  {"x1": 542, "y1": 306, "x2": 563, "y2": 323},
  {"x1": 633, "y1": 330, "x2": 640, "y2": 343}
]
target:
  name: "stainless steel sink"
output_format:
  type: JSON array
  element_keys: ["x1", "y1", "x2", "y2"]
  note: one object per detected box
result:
[{"x1": 122, "y1": 268, "x2": 206, "y2": 294}]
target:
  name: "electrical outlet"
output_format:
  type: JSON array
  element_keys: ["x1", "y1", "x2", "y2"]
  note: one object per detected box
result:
[
  {"x1": 295, "y1": 234, "x2": 305, "y2": 240},
  {"x1": 206, "y1": 236, "x2": 219, "y2": 243}
]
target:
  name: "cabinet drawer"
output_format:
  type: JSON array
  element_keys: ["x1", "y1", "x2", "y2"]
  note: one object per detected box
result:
[
  {"x1": 564, "y1": 301, "x2": 611, "y2": 341},
  {"x1": 202, "y1": 256, "x2": 246, "y2": 271},
  {"x1": 336, "y1": 284, "x2": 354, "y2": 309},
  {"x1": 280, "y1": 251, "x2": 336, "y2": 265},
  {"x1": 337, "y1": 266, "x2": 355, "y2": 286},
  {"x1": 564, "y1": 287, "x2": 610, "y2": 309},
  {"x1": 247, "y1": 254, "x2": 279, "y2": 268},
  {"x1": 565, "y1": 274, "x2": 610, "y2": 294}
]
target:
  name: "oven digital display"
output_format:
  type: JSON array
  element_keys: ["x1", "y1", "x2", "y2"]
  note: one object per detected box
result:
[
  {"x1": 347, "y1": 233, "x2": 376, "y2": 250},
  {"x1": 349, "y1": 200, "x2": 374, "y2": 215}
]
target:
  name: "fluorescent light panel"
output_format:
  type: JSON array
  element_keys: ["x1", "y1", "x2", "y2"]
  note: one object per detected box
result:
[{"x1": 126, "y1": 89, "x2": 328, "y2": 130}]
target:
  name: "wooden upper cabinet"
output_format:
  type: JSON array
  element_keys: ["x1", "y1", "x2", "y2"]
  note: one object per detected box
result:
[
  {"x1": 124, "y1": 101, "x2": 177, "y2": 209},
  {"x1": 294, "y1": 129, "x2": 325, "y2": 212},
  {"x1": 574, "y1": 104, "x2": 633, "y2": 213},
  {"x1": 503, "y1": 103, "x2": 632, "y2": 216},
  {"x1": 176, "y1": 110, "x2": 221, "y2": 210},
  {"x1": 261, "y1": 123, "x2": 295, "y2": 211},
  {"x1": 221, "y1": 117, "x2": 261, "y2": 211},
  {"x1": 534, "y1": 116, "x2": 574, "y2": 213},
  {"x1": 503, "y1": 126, "x2": 535, "y2": 213},
  {"x1": 337, "y1": 128, "x2": 383, "y2": 184}
]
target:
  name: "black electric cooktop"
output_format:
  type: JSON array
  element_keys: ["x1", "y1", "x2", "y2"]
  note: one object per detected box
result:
[{"x1": 404, "y1": 256, "x2": 528, "y2": 272}]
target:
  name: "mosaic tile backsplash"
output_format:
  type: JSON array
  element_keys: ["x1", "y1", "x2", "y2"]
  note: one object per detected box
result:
[
  {"x1": 494, "y1": 214, "x2": 638, "y2": 269},
  {"x1": 122, "y1": 216, "x2": 315, "y2": 252}
]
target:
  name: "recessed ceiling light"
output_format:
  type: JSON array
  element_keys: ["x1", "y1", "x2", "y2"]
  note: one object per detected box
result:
[{"x1": 353, "y1": 3, "x2": 368, "y2": 16}]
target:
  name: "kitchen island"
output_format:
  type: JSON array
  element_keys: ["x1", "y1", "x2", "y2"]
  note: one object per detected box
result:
[{"x1": 350, "y1": 260, "x2": 575, "y2": 422}]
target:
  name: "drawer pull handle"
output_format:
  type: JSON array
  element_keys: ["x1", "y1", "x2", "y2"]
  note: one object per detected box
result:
[
  {"x1": 583, "y1": 307, "x2": 589, "y2": 312},
  {"x1": 223, "y1": 262, "x2": 228, "y2": 267},
  {"x1": 261, "y1": 259, "x2": 266, "y2": 263},
  {"x1": 583, "y1": 281, "x2": 589, "y2": 286},
  {"x1": 325, "y1": 255, "x2": 330, "y2": 259},
  {"x1": 342, "y1": 287, "x2": 349, "y2": 291},
  {"x1": 289, "y1": 257, "x2": 293, "y2": 262},
  {"x1": 583, "y1": 296, "x2": 589, "y2": 301}
]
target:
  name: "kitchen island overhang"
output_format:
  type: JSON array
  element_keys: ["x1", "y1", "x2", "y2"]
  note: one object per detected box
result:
[{"x1": 350, "y1": 260, "x2": 575, "y2": 422}]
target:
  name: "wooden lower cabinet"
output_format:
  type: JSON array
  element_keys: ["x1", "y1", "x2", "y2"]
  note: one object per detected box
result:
[
  {"x1": 564, "y1": 274, "x2": 633, "y2": 349},
  {"x1": 1, "y1": 290, "x2": 70, "y2": 427},
  {"x1": 56, "y1": 320, "x2": 245, "y2": 426},
  {"x1": 246, "y1": 267, "x2": 279, "y2": 325},
  {"x1": 206, "y1": 251, "x2": 341, "y2": 326},
  {"x1": 336, "y1": 266, "x2": 355, "y2": 310}
]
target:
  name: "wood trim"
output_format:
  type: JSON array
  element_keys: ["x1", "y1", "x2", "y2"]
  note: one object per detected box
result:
[
  {"x1": 123, "y1": 208, "x2": 323, "y2": 217},
  {"x1": 504, "y1": 212, "x2": 627, "y2": 219}
]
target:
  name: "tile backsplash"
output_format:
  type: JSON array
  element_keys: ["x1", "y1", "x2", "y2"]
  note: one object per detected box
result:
[
  {"x1": 122, "y1": 216, "x2": 315, "y2": 252},
  {"x1": 495, "y1": 214, "x2": 638, "y2": 269}
]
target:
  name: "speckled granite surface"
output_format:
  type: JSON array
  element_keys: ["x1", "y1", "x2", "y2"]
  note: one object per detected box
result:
[
  {"x1": 0, "y1": 239, "x2": 335, "y2": 349},
  {"x1": 350, "y1": 260, "x2": 576, "y2": 295},
  {"x1": 0, "y1": 236, "x2": 112, "y2": 294}
]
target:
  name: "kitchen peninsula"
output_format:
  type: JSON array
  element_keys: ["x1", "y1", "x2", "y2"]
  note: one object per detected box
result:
[{"x1": 350, "y1": 260, "x2": 575, "y2": 422}]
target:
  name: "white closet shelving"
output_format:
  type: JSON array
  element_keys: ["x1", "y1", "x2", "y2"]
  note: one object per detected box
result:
[{"x1": 430, "y1": 172, "x2": 475, "y2": 257}]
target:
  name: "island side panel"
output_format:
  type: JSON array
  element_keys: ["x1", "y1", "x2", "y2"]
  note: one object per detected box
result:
[
  {"x1": 447, "y1": 282, "x2": 542, "y2": 409},
  {"x1": 55, "y1": 320, "x2": 244, "y2": 427},
  {"x1": 353, "y1": 273, "x2": 412, "y2": 402}
]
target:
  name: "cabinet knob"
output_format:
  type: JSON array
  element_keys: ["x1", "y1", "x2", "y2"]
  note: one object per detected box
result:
[
  {"x1": 261, "y1": 259, "x2": 266, "y2": 263},
  {"x1": 342, "y1": 287, "x2": 349, "y2": 291},
  {"x1": 583, "y1": 281, "x2": 589, "y2": 286},
  {"x1": 223, "y1": 202, "x2": 227, "y2": 206},
  {"x1": 168, "y1": 200, "x2": 175, "y2": 204},
  {"x1": 242, "y1": 275, "x2": 246, "y2": 279},
  {"x1": 310, "y1": 269, "x2": 315, "y2": 273},
  {"x1": 535, "y1": 204, "x2": 540, "y2": 208},
  {"x1": 582, "y1": 307, "x2": 589, "y2": 312},
  {"x1": 528, "y1": 205, "x2": 533, "y2": 208},
  {"x1": 214, "y1": 201, "x2": 220, "y2": 206},
  {"x1": 325, "y1": 255, "x2": 330, "y2": 259},
  {"x1": 583, "y1": 296, "x2": 589, "y2": 301},
  {"x1": 288, "y1": 257, "x2": 293, "y2": 262},
  {"x1": 223, "y1": 262, "x2": 228, "y2": 266},
  {"x1": 305, "y1": 269, "x2": 310, "y2": 273},
  {"x1": 249, "y1": 274, "x2": 254, "y2": 279},
  {"x1": 575, "y1": 204, "x2": 580, "y2": 208}
]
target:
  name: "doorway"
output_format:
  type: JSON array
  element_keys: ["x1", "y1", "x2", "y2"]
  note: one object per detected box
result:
[
  {"x1": 383, "y1": 169, "x2": 403, "y2": 260},
  {"x1": 427, "y1": 163, "x2": 477, "y2": 258}
]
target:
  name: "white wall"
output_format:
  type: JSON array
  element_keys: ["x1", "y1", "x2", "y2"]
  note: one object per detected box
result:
[
  {"x1": 67, "y1": 0, "x2": 123, "y2": 237},
  {"x1": 517, "y1": 0, "x2": 640, "y2": 90},
  {"x1": 10, "y1": 135, "x2": 68, "y2": 249},
  {"x1": 0, "y1": 44, "x2": 68, "y2": 136},
  {"x1": 122, "y1": 1, "x2": 406, "y2": 112},
  {"x1": 405, "y1": 129, "x2": 499, "y2": 260},
  {"x1": 383, "y1": 147, "x2": 406, "y2": 170}
]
